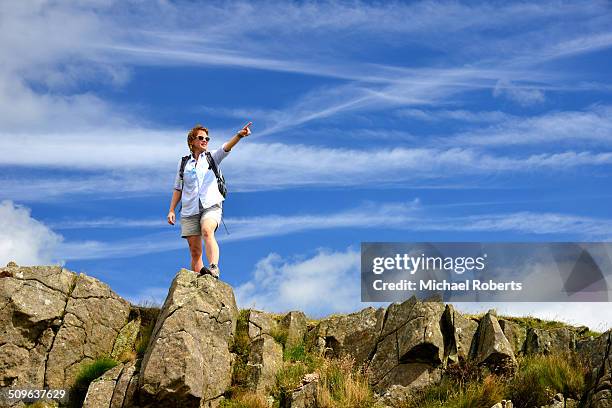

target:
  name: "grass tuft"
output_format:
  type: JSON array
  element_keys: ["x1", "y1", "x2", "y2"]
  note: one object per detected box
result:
[
  {"x1": 69, "y1": 357, "x2": 118, "y2": 408},
  {"x1": 219, "y1": 391, "x2": 269, "y2": 408},
  {"x1": 316, "y1": 356, "x2": 373, "y2": 408}
]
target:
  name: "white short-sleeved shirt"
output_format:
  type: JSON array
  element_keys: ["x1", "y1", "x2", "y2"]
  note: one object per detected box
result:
[{"x1": 174, "y1": 144, "x2": 230, "y2": 217}]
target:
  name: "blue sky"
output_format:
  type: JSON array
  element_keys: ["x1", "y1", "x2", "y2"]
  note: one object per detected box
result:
[{"x1": 1, "y1": 1, "x2": 611, "y2": 329}]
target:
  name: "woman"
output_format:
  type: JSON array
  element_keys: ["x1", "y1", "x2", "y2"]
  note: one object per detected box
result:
[{"x1": 167, "y1": 122, "x2": 252, "y2": 278}]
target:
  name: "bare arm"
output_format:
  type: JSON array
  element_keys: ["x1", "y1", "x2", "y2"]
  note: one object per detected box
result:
[
  {"x1": 167, "y1": 189, "x2": 182, "y2": 225},
  {"x1": 223, "y1": 121, "x2": 252, "y2": 152}
]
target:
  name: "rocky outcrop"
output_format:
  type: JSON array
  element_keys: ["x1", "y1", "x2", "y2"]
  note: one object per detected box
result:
[
  {"x1": 307, "y1": 307, "x2": 385, "y2": 367},
  {"x1": 2, "y1": 262, "x2": 609, "y2": 408},
  {"x1": 472, "y1": 310, "x2": 516, "y2": 372},
  {"x1": 138, "y1": 269, "x2": 238, "y2": 408},
  {"x1": 368, "y1": 297, "x2": 445, "y2": 391},
  {"x1": 46, "y1": 274, "x2": 131, "y2": 388},
  {"x1": 0, "y1": 263, "x2": 130, "y2": 390},
  {"x1": 583, "y1": 330, "x2": 612, "y2": 408}
]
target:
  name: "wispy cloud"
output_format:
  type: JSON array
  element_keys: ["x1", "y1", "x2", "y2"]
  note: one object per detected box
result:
[
  {"x1": 452, "y1": 105, "x2": 612, "y2": 147},
  {"x1": 52, "y1": 202, "x2": 612, "y2": 261},
  {"x1": 2, "y1": 132, "x2": 612, "y2": 201},
  {"x1": 493, "y1": 79, "x2": 546, "y2": 106}
]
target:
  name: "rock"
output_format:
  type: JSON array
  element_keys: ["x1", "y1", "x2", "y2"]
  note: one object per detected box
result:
[
  {"x1": 289, "y1": 380, "x2": 318, "y2": 408},
  {"x1": 498, "y1": 319, "x2": 526, "y2": 355},
  {"x1": 306, "y1": 307, "x2": 385, "y2": 367},
  {"x1": 106, "y1": 362, "x2": 138, "y2": 408},
  {"x1": 82, "y1": 364, "x2": 124, "y2": 408},
  {"x1": 281, "y1": 311, "x2": 308, "y2": 349},
  {"x1": 45, "y1": 273, "x2": 131, "y2": 388},
  {"x1": 490, "y1": 401, "x2": 513, "y2": 408},
  {"x1": 375, "y1": 384, "x2": 414, "y2": 408},
  {"x1": 472, "y1": 311, "x2": 516, "y2": 372},
  {"x1": 368, "y1": 297, "x2": 445, "y2": 391},
  {"x1": 0, "y1": 265, "x2": 130, "y2": 389},
  {"x1": 246, "y1": 335, "x2": 284, "y2": 393},
  {"x1": 524, "y1": 327, "x2": 576, "y2": 355},
  {"x1": 77, "y1": 362, "x2": 137, "y2": 408},
  {"x1": 583, "y1": 330, "x2": 612, "y2": 408},
  {"x1": 138, "y1": 269, "x2": 238, "y2": 407},
  {"x1": 246, "y1": 309, "x2": 279, "y2": 340},
  {"x1": 442, "y1": 305, "x2": 478, "y2": 364},
  {"x1": 539, "y1": 393, "x2": 578, "y2": 408},
  {"x1": 578, "y1": 330, "x2": 610, "y2": 370}
]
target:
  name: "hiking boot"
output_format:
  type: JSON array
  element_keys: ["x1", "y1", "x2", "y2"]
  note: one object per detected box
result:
[
  {"x1": 199, "y1": 266, "x2": 211, "y2": 276},
  {"x1": 209, "y1": 264, "x2": 220, "y2": 279}
]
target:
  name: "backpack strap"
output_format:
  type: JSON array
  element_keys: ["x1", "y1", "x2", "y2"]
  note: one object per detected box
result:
[
  {"x1": 205, "y1": 152, "x2": 221, "y2": 179},
  {"x1": 179, "y1": 155, "x2": 190, "y2": 183}
]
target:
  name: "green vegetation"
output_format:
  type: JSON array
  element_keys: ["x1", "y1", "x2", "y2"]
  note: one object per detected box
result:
[
  {"x1": 269, "y1": 325, "x2": 289, "y2": 347},
  {"x1": 508, "y1": 353, "x2": 586, "y2": 408},
  {"x1": 501, "y1": 315, "x2": 570, "y2": 331},
  {"x1": 402, "y1": 375, "x2": 507, "y2": 408},
  {"x1": 69, "y1": 357, "x2": 118, "y2": 408},
  {"x1": 133, "y1": 303, "x2": 161, "y2": 359}
]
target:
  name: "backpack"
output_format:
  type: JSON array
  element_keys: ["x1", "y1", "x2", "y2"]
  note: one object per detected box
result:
[{"x1": 179, "y1": 153, "x2": 227, "y2": 198}]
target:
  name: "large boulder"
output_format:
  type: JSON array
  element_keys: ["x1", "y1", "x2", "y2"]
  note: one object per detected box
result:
[
  {"x1": 0, "y1": 264, "x2": 131, "y2": 389},
  {"x1": 472, "y1": 310, "x2": 516, "y2": 372},
  {"x1": 138, "y1": 269, "x2": 238, "y2": 408},
  {"x1": 368, "y1": 297, "x2": 445, "y2": 391},
  {"x1": 45, "y1": 273, "x2": 131, "y2": 388},
  {"x1": 306, "y1": 307, "x2": 385, "y2": 368}
]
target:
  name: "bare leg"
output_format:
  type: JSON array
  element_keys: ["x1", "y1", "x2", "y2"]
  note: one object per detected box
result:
[
  {"x1": 186, "y1": 235, "x2": 203, "y2": 272},
  {"x1": 201, "y1": 218, "x2": 219, "y2": 265}
]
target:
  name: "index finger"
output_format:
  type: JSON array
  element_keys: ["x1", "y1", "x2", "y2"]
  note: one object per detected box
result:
[{"x1": 243, "y1": 121, "x2": 253, "y2": 129}]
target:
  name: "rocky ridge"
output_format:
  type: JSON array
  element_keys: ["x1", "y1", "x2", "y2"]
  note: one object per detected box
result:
[{"x1": 0, "y1": 262, "x2": 610, "y2": 408}]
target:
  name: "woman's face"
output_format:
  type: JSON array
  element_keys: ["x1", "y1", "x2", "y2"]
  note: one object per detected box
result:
[{"x1": 194, "y1": 129, "x2": 209, "y2": 152}]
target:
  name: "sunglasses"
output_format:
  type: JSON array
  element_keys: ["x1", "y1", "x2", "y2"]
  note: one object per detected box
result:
[{"x1": 197, "y1": 136, "x2": 210, "y2": 142}]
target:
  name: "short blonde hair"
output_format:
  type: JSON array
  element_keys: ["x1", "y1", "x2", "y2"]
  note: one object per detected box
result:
[{"x1": 187, "y1": 124, "x2": 209, "y2": 152}]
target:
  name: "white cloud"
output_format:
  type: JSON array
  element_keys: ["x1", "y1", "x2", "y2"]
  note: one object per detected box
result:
[
  {"x1": 395, "y1": 108, "x2": 513, "y2": 123},
  {"x1": 454, "y1": 105, "x2": 612, "y2": 147},
  {"x1": 0, "y1": 200, "x2": 63, "y2": 266},
  {"x1": 2, "y1": 133, "x2": 611, "y2": 202},
  {"x1": 235, "y1": 247, "x2": 373, "y2": 316},
  {"x1": 493, "y1": 79, "x2": 545, "y2": 106}
]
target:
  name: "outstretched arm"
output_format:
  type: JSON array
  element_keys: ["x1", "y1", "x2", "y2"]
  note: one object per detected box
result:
[{"x1": 223, "y1": 121, "x2": 252, "y2": 152}]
